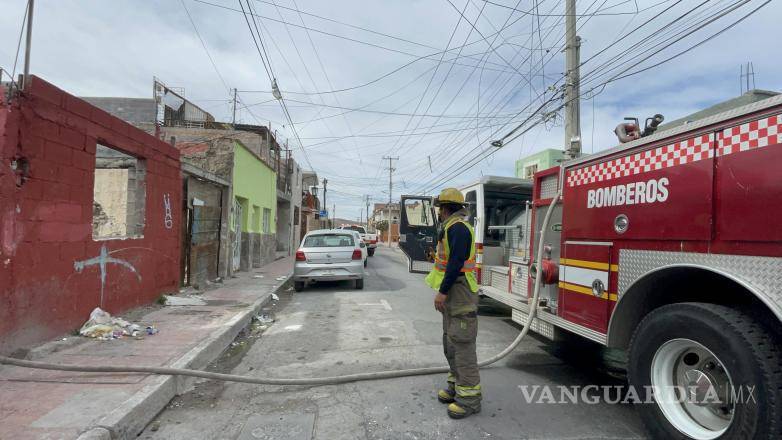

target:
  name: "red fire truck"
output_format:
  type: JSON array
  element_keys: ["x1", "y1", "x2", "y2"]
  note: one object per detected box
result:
[{"x1": 399, "y1": 94, "x2": 782, "y2": 439}]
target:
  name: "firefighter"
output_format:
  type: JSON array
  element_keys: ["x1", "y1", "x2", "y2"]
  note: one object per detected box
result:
[{"x1": 425, "y1": 187, "x2": 481, "y2": 419}]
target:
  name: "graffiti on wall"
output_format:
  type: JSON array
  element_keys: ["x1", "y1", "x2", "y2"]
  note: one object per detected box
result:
[
  {"x1": 163, "y1": 193, "x2": 173, "y2": 229},
  {"x1": 74, "y1": 244, "x2": 142, "y2": 307}
]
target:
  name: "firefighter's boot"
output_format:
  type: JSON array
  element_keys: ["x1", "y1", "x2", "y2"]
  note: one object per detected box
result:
[
  {"x1": 437, "y1": 374, "x2": 456, "y2": 403},
  {"x1": 437, "y1": 388, "x2": 455, "y2": 403},
  {"x1": 447, "y1": 402, "x2": 481, "y2": 419}
]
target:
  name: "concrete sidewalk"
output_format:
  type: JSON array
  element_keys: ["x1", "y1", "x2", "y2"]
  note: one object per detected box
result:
[{"x1": 0, "y1": 256, "x2": 293, "y2": 440}]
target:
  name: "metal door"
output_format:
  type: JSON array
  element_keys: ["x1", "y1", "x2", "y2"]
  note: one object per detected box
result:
[
  {"x1": 232, "y1": 199, "x2": 242, "y2": 272},
  {"x1": 399, "y1": 195, "x2": 438, "y2": 273}
]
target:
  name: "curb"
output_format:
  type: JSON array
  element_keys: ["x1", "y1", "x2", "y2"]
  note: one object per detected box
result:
[{"x1": 77, "y1": 274, "x2": 292, "y2": 440}]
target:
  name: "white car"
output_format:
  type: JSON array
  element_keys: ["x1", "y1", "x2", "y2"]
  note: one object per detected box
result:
[
  {"x1": 347, "y1": 230, "x2": 368, "y2": 267},
  {"x1": 338, "y1": 225, "x2": 377, "y2": 256},
  {"x1": 294, "y1": 229, "x2": 366, "y2": 291}
]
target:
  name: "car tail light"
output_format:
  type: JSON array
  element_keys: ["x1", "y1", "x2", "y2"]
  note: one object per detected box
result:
[
  {"x1": 295, "y1": 250, "x2": 306, "y2": 261},
  {"x1": 352, "y1": 249, "x2": 362, "y2": 260}
]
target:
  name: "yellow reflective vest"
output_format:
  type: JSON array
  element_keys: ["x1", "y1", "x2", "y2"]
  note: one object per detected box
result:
[{"x1": 425, "y1": 214, "x2": 479, "y2": 293}]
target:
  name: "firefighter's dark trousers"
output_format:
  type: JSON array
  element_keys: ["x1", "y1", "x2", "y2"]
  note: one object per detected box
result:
[{"x1": 442, "y1": 278, "x2": 482, "y2": 411}]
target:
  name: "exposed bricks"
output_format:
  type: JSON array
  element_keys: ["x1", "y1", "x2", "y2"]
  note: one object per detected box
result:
[
  {"x1": 58, "y1": 166, "x2": 88, "y2": 187},
  {"x1": 63, "y1": 95, "x2": 93, "y2": 119},
  {"x1": 43, "y1": 141, "x2": 72, "y2": 165},
  {"x1": 43, "y1": 182, "x2": 71, "y2": 201},
  {"x1": 71, "y1": 149, "x2": 94, "y2": 170},
  {"x1": 59, "y1": 126, "x2": 86, "y2": 148},
  {"x1": 26, "y1": 77, "x2": 63, "y2": 107},
  {"x1": 31, "y1": 159, "x2": 59, "y2": 182}
]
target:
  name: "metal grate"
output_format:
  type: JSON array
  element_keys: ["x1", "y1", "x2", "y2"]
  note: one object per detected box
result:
[
  {"x1": 512, "y1": 309, "x2": 556, "y2": 340},
  {"x1": 412, "y1": 260, "x2": 433, "y2": 273},
  {"x1": 489, "y1": 266, "x2": 509, "y2": 292},
  {"x1": 539, "y1": 174, "x2": 559, "y2": 199},
  {"x1": 479, "y1": 267, "x2": 491, "y2": 286}
]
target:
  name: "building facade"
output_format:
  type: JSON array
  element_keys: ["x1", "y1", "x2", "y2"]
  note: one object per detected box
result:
[{"x1": 515, "y1": 148, "x2": 565, "y2": 179}]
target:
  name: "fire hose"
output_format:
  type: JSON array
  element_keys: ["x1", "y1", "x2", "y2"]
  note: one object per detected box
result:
[{"x1": 0, "y1": 191, "x2": 562, "y2": 386}]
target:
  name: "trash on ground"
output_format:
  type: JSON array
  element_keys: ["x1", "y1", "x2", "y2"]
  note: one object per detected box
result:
[
  {"x1": 253, "y1": 313, "x2": 274, "y2": 324},
  {"x1": 271, "y1": 293, "x2": 279, "y2": 301},
  {"x1": 164, "y1": 294, "x2": 207, "y2": 306},
  {"x1": 276, "y1": 276, "x2": 287, "y2": 281},
  {"x1": 253, "y1": 275, "x2": 264, "y2": 279},
  {"x1": 146, "y1": 326, "x2": 159, "y2": 335},
  {"x1": 79, "y1": 307, "x2": 151, "y2": 340}
]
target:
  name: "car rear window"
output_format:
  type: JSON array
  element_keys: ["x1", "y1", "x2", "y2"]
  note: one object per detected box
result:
[
  {"x1": 303, "y1": 234, "x2": 355, "y2": 248},
  {"x1": 349, "y1": 226, "x2": 366, "y2": 234}
]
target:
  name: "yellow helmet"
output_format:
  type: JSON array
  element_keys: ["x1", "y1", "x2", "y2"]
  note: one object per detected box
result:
[{"x1": 434, "y1": 188, "x2": 465, "y2": 206}]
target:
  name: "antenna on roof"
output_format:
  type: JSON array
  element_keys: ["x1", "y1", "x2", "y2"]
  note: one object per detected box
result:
[{"x1": 740, "y1": 62, "x2": 756, "y2": 95}]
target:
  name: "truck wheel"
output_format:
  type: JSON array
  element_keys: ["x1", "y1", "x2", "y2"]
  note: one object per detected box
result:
[
  {"x1": 294, "y1": 281, "x2": 305, "y2": 292},
  {"x1": 628, "y1": 302, "x2": 782, "y2": 440},
  {"x1": 355, "y1": 279, "x2": 364, "y2": 290},
  {"x1": 368, "y1": 249, "x2": 375, "y2": 257}
]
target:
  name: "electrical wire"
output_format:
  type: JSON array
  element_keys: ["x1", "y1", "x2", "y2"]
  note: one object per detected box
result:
[{"x1": 180, "y1": 0, "x2": 231, "y2": 94}]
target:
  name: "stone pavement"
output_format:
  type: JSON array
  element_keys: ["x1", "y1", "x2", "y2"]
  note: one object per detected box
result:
[{"x1": 0, "y1": 256, "x2": 293, "y2": 440}]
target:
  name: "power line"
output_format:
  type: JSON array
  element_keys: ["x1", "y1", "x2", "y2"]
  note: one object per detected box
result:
[
  {"x1": 180, "y1": 0, "x2": 231, "y2": 94},
  {"x1": 422, "y1": 0, "x2": 770, "y2": 192}
]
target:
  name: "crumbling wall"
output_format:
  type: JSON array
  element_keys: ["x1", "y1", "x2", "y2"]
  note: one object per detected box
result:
[{"x1": 0, "y1": 77, "x2": 181, "y2": 354}]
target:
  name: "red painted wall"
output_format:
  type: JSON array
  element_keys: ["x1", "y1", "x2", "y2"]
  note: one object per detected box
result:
[{"x1": 0, "y1": 77, "x2": 181, "y2": 354}]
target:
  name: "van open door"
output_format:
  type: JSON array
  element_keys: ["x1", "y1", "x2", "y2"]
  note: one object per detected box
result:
[{"x1": 399, "y1": 195, "x2": 438, "y2": 273}]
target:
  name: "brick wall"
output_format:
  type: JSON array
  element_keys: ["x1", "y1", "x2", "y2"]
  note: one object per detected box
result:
[{"x1": 0, "y1": 77, "x2": 181, "y2": 354}]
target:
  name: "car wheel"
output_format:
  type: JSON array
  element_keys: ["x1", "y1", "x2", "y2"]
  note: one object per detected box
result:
[
  {"x1": 368, "y1": 249, "x2": 375, "y2": 257},
  {"x1": 355, "y1": 279, "x2": 364, "y2": 290},
  {"x1": 294, "y1": 281, "x2": 305, "y2": 292},
  {"x1": 364, "y1": 258, "x2": 368, "y2": 268},
  {"x1": 628, "y1": 302, "x2": 782, "y2": 440}
]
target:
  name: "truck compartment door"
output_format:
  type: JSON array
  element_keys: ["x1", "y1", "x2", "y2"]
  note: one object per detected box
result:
[
  {"x1": 559, "y1": 242, "x2": 615, "y2": 334},
  {"x1": 715, "y1": 112, "x2": 782, "y2": 242},
  {"x1": 399, "y1": 195, "x2": 438, "y2": 273},
  {"x1": 563, "y1": 133, "x2": 715, "y2": 240}
]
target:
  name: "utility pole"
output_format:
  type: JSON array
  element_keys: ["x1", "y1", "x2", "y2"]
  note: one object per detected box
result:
[
  {"x1": 22, "y1": 0, "x2": 34, "y2": 90},
  {"x1": 563, "y1": 0, "x2": 582, "y2": 160},
  {"x1": 332, "y1": 203, "x2": 336, "y2": 228},
  {"x1": 383, "y1": 156, "x2": 398, "y2": 247},
  {"x1": 365, "y1": 195, "x2": 371, "y2": 230},
  {"x1": 322, "y1": 178, "x2": 328, "y2": 227},
  {"x1": 231, "y1": 88, "x2": 238, "y2": 125}
]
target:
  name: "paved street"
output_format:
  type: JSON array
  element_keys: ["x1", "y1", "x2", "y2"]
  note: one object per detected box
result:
[{"x1": 139, "y1": 247, "x2": 645, "y2": 440}]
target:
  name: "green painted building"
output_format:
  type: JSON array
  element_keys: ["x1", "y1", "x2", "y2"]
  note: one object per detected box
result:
[
  {"x1": 231, "y1": 141, "x2": 277, "y2": 271},
  {"x1": 515, "y1": 148, "x2": 565, "y2": 179}
]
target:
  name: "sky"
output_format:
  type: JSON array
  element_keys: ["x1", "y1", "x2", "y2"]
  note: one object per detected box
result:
[{"x1": 1, "y1": 0, "x2": 779, "y2": 221}]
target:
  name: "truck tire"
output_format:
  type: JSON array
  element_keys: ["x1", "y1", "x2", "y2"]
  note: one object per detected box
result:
[
  {"x1": 628, "y1": 302, "x2": 782, "y2": 440},
  {"x1": 368, "y1": 249, "x2": 375, "y2": 257},
  {"x1": 294, "y1": 281, "x2": 305, "y2": 292}
]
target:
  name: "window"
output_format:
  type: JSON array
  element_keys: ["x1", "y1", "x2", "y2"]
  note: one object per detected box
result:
[
  {"x1": 262, "y1": 208, "x2": 271, "y2": 234},
  {"x1": 252, "y1": 205, "x2": 260, "y2": 232},
  {"x1": 403, "y1": 198, "x2": 434, "y2": 227},
  {"x1": 293, "y1": 207, "x2": 300, "y2": 225},
  {"x1": 92, "y1": 144, "x2": 146, "y2": 240},
  {"x1": 523, "y1": 164, "x2": 539, "y2": 179},
  {"x1": 303, "y1": 233, "x2": 354, "y2": 248}
]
